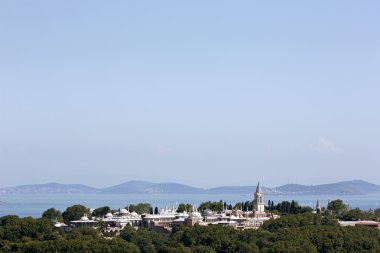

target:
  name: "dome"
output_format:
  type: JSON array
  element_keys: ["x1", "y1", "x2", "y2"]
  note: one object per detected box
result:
[
  {"x1": 105, "y1": 213, "x2": 113, "y2": 218},
  {"x1": 80, "y1": 216, "x2": 89, "y2": 221},
  {"x1": 131, "y1": 211, "x2": 138, "y2": 216},
  {"x1": 189, "y1": 211, "x2": 202, "y2": 218},
  {"x1": 202, "y1": 209, "x2": 213, "y2": 216},
  {"x1": 120, "y1": 208, "x2": 128, "y2": 214}
]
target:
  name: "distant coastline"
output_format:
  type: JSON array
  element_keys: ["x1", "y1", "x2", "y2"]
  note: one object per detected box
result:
[{"x1": 1, "y1": 179, "x2": 380, "y2": 196}]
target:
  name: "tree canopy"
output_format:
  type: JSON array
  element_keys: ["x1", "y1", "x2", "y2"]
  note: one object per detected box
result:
[
  {"x1": 42, "y1": 208, "x2": 62, "y2": 221},
  {"x1": 177, "y1": 203, "x2": 193, "y2": 213},
  {"x1": 62, "y1": 205, "x2": 91, "y2": 223},
  {"x1": 198, "y1": 201, "x2": 224, "y2": 211},
  {"x1": 327, "y1": 199, "x2": 348, "y2": 216},
  {"x1": 92, "y1": 206, "x2": 111, "y2": 217},
  {"x1": 128, "y1": 203, "x2": 152, "y2": 214}
]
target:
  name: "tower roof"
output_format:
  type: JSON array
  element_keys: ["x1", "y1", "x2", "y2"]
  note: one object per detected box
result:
[
  {"x1": 256, "y1": 181, "x2": 262, "y2": 194},
  {"x1": 316, "y1": 199, "x2": 321, "y2": 209}
]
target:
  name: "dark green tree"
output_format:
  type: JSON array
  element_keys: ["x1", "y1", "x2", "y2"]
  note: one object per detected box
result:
[
  {"x1": 62, "y1": 204, "x2": 90, "y2": 223},
  {"x1": 234, "y1": 202, "x2": 242, "y2": 210},
  {"x1": 341, "y1": 208, "x2": 364, "y2": 221},
  {"x1": 128, "y1": 203, "x2": 152, "y2": 214},
  {"x1": 42, "y1": 208, "x2": 62, "y2": 220},
  {"x1": 92, "y1": 206, "x2": 111, "y2": 217},
  {"x1": 177, "y1": 203, "x2": 192, "y2": 213},
  {"x1": 327, "y1": 199, "x2": 348, "y2": 217},
  {"x1": 198, "y1": 201, "x2": 224, "y2": 211},
  {"x1": 374, "y1": 208, "x2": 380, "y2": 221}
]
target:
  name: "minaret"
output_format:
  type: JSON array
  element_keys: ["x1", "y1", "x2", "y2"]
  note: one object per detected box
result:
[
  {"x1": 253, "y1": 181, "x2": 265, "y2": 212},
  {"x1": 316, "y1": 200, "x2": 321, "y2": 213}
]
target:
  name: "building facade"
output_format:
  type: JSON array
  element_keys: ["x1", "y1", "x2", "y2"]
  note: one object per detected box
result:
[{"x1": 253, "y1": 181, "x2": 265, "y2": 213}]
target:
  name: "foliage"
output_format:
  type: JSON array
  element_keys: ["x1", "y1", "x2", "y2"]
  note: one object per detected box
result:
[
  {"x1": 267, "y1": 200, "x2": 314, "y2": 214},
  {"x1": 128, "y1": 203, "x2": 152, "y2": 214},
  {"x1": 375, "y1": 208, "x2": 380, "y2": 221},
  {"x1": 42, "y1": 208, "x2": 62, "y2": 221},
  {"x1": 121, "y1": 225, "x2": 190, "y2": 253},
  {"x1": 177, "y1": 203, "x2": 193, "y2": 213},
  {"x1": 0, "y1": 216, "x2": 139, "y2": 253},
  {"x1": 327, "y1": 199, "x2": 348, "y2": 217},
  {"x1": 0, "y1": 216, "x2": 56, "y2": 242},
  {"x1": 262, "y1": 213, "x2": 339, "y2": 232},
  {"x1": 341, "y1": 207, "x2": 364, "y2": 221},
  {"x1": 198, "y1": 201, "x2": 224, "y2": 211},
  {"x1": 234, "y1": 201, "x2": 254, "y2": 211},
  {"x1": 92, "y1": 206, "x2": 111, "y2": 217},
  {"x1": 62, "y1": 205, "x2": 91, "y2": 223}
]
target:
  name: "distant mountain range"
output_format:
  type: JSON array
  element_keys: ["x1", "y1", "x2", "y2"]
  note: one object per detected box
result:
[
  {"x1": 268, "y1": 180, "x2": 380, "y2": 195},
  {"x1": 0, "y1": 183, "x2": 99, "y2": 194},
  {"x1": 101, "y1": 181, "x2": 204, "y2": 194},
  {"x1": 1, "y1": 180, "x2": 380, "y2": 196}
]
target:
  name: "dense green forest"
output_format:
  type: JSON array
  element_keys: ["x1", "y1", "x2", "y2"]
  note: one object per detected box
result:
[{"x1": 0, "y1": 213, "x2": 379, "y2": 253}]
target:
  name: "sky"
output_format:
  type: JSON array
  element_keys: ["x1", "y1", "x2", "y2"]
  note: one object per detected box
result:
[{"x1": 0, "y1": 1, "x2": 379, "y2": 188}]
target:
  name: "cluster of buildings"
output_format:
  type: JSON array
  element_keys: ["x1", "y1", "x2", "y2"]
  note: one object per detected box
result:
[
  {"x1": 57, "y1": 181, "x2": 380, "y2": 233},
  {"x1": 58, "y1": 182, "x2": 279, "y2": 233}
]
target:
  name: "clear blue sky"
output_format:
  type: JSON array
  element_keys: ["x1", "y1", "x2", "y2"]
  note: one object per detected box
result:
[{"x1": 0, "y1": 1, "x2": 379, "y2": 188}]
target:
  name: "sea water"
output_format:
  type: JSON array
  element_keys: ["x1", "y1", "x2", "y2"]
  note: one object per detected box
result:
[{"x1": 0, "y1": 193, "x2": 379, "y2": 217}]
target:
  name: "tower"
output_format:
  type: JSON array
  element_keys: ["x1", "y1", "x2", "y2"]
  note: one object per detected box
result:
[
  {"x1": 316, "y1": 199, "x2": 321, "y2": 213},
  {"x1": 253, "y1": 181, "x2": 265, "y2": 212}
]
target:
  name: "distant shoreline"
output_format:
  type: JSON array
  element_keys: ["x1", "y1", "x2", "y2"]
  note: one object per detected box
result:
[{"x1": 1, "y1": 179, "x2": 380, "y2": 196}]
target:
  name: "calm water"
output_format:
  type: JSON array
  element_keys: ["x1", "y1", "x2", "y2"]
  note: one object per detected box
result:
[{"x1": 0, "y1": 193, "x2": 379, "y2": 217}]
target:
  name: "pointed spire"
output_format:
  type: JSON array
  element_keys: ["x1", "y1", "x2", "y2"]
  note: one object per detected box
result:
[
  {"x1": 256, "y1": 181, "x2": 262, "y2": 194},
  {"x1": 316, "y1": 199, "x2": 321, "y2": 211}
]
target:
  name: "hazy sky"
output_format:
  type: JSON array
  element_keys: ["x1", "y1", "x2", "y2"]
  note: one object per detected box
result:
[{"x1": 1, "y1": 1, "x2": 379, "y2": 188}]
